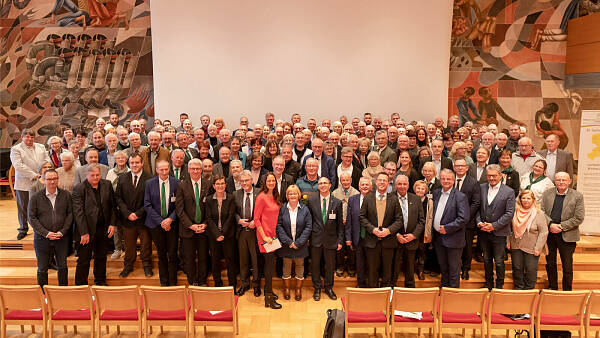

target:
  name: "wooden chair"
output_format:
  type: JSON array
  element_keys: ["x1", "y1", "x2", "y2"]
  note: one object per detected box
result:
[
  {"x1": 91, "y1": 285, "x2": 143, "y2": 338},
  {"x1": 0, "y1": 285, "x2": 47, "y2": 338},
  {"x1": 390, "y1": 287, "x2": 439, "y2": 337},
  {"x1": 0, "y1": 165, "x2": 15, "y2": 199},
  {"x1": 438, "y1": 287, "x2": 488, "y2": 338},
  {"x1": 188, "y1": 286, "x2": 239, "y2": 336},
  {"x1": 586, "y1": 290, "x2": 600, "y2": 338},
  {"x1": 44, "y1": 285, "x2": 95, "y2": 338},
  {"x1": 486, "y1": 289, "x2": 539, "y2": 338},
  {"x1": 140, "y1": 285, "x2": 189, "y2": 338},
  {"x1": 341, "y1": 287, "x2": 391, "y2": 337},
  {"x1": 535, "y1": 289, "x2": 589, "y2": 338}
]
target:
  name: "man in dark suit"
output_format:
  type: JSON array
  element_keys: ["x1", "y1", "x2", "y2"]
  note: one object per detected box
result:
[
  {"x1": 431, "y1": 169, "x2": 469, "y2": 288},
  {"x1": 346, "y1": 177, "x2": 373, "y2": 287},
  {"x1": 469, "y1": 147, "x2": 489, "y2": 184},
  {"x1": 538, "y1": 134, "x2": 574, "y2": 182},
  {"x1": 270, "y1": 156, "x2": 294, "y2": 203},
  {"x1": 307, "y1": 177, "x2": 344, "y2": 301},
  {"x1": 392, "y1": 174, "x2": 425, "y2": 288},
  {"x1": 170, "y1": 149, "x2": 188, "y2": 181},
  {"x1": 141, "y1": 131, "x2": 171, "y2": 176},
  {"x1": 476, "y1": 164, "x2": 516, "y2": 289},
  {"x1": 234, "y1": 170, "x2": 261, "y2": 296},
  {"x1": 115, "y1": 153, "x2": 153, "y2": 278},
  {"x1": 302, "y1": 138, "x2": 336, "y2": 189},
  {"x1": 175, "y1": 158, "x2": 210, "y2": 286},
  {"x1": 72, "y1": 164, "x2": 117, "y2": 285},
  {"x1": 282, "y1": 145, "x2": 302, "y2": 181},
  {"x1": 28, "y1": 169, "x2": 72, "y2": 287},
  {"x1": 453, "y1": 159, "x2": 481, "y2": 280},
  {"x1": 360, "y1": 173, "x2": 403, "y2": 288},
  {"x1": 176, "y1": 132, "x2": 198, "y2": 164},
  {"x1": 418, "y1": 139, "x2": 453, "y2": 179},
  {"x1": 212, "y1": 146, "x2": 232, "y2": 178},
  {"x1": 144, "y1": 160, "x2": 179, "y2": 286},
  {"x1": 226, "y1": 159, "x2": 243, "y2": 193}
]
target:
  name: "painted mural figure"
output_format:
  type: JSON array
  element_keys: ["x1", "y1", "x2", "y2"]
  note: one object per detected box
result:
[
  {"x1": 477, "y1": 86, "x2": 517, "y2": 126},
  {"x1": 535, "y1": 102, "x2": 568, "y2": 149},
  {"x1": 528, "y1": 0, "x2": 579, "y2": 50},
  {"x1": 453, "y1": 0, "x2": 497, "y2": 53},
  {"x1": 47, "y1": 0, "x2": 90, "y2": 28},
  {"x1": 456, "y1": 87, "x2": 480, "y2": 126}
]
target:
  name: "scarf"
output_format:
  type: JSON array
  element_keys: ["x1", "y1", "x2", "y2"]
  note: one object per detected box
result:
[
  {"x1": 512, "y1": 205, "x2": 537, "y2": 239},
  {"x1": 525, "y1": 172, "x2": 546, "y2": 190},
  {"x1": 364, "y1": 165, "x2": 383, "y2": 178}
]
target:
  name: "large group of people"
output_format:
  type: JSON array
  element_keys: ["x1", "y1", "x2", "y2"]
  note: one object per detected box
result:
[{"x1": 11, "y1": 111, "x2": 584, "y2": 309}]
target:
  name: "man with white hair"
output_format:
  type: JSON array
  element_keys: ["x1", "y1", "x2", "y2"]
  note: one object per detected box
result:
[
  {"x1": 74, "y1": 148, "x2": 109, "y2": 185},
  {"x1": 511, "y1": 137, "x2": 543, "y2": 178},
  {"x1": 99, "y1": 132, "x2": 118, "y2": 168},
  {"x1": 116, "y1": 127, "x2": 130, "y2": 150},
  {"x1": 332, "y1": 172, "x2": 359, "y2": 277},
  {"x1": 213, "y1": 128, "x2": 232, "y2": 157},
  {"x1": 125, "y1": 132, "x2": 147, "y2": 157},
  {"x1": 537, "y1": 134, "x2": 574, "y2": 181},
  {"x1": 141, "y1": 131, "x2": 171, "y2": 176}
]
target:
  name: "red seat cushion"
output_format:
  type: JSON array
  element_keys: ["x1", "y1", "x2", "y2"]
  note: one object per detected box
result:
[
  {"x1": 341, "y1": 297, "x2": 387, "y2": 323},
  {"x1": 490, "y1": 313, "x2": 531, "y2": 325},
  {"x1": 540, "y1": 314, "x2": 580, "y2": 326},
  {"x1": 5, "y1": 309, "x2": 43, "y2": 320},
  {"x1": 53, "y1": 309, "x2": 92, "y2": 320},
  {"x1": 192, "y1": 295, "x2": 238, "y2": 322},
  {"x1": 590, "y1": 319, "x2": 600, "y2": 327},
  {"x1": 441, "y1": 312, "x2": 481, "y2": 324},
  {"x1": 147, "y1": 309, "x2": 186, "y2": 321},
  {"x1": 394, "y1": 312, "x2": 434, "y2": 322},
  {"x1": 100, "y1": 309, "x2": 139, "y2": 321}
]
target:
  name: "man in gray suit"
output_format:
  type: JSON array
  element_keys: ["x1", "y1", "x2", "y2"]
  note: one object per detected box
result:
[
  {"x1": 73, "y1": 149, "x2": 109, "y2": 185},
  {"x1": 537, "y1": 134, "x2": 574, "y2": 181},
  {"x1": 541, "y1": 172, "x2": 584, "y2": 291},
  {"x1": 373, "y1": 130, "x2": 397, "y2": 166},
  {"x1": 476, "y1": 164, "x2": 516, "y2": 289}
]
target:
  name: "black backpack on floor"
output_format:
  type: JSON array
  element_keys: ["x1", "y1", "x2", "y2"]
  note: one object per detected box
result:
[{"x1": 323, "y1": 309, "x2": 345, "y2": 338}]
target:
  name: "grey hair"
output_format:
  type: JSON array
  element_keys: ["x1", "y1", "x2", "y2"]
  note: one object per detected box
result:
[
  {"x1": 128, "y1": 132, "x2": 140, "y2": 141},
  {"x1": 486, "y1": 164, "x2": 502, "y2": 174}
]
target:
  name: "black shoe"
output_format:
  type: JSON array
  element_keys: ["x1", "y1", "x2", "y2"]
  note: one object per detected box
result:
[
  {"x1": 474, "y1": 254, "x2": 484, "y2": 263},
  {"x1": 17, "y1": 232, "x2": 27, "y2": 240},
  {"x1": 237, "y1": 285, "x2": 250, "y2": 296},
  {"x1": 95, "y1": 281, "x2": 108, "y2": 286},
  {"x1": 144, "y1": 267, "x2": 153, "y2": 277},
  {"x1": 461, "y1": 270, "x2": 469, "y2": 280},
  {"x1": 253, "y1": 287, "x2": 261, "y2": 297},
  {"x1": 119, "y1": 268, "x2": 132, "y2": 278},
  {"x1": 313, "y1": 289, "x2": 321, "y2": 301},
  {"x1": 348, "y1": 270, "x2": 356, "y2": 278},
  {"x1": 417, "y1": 271, "x2": 425, "y2": 280},
  {"x1": 272, "y1": 291, "x2": 278, "y2": 300},
  {"x1": 324, "y1": 288, "x2": 337, "y2": 300},
  {"x1": 429, "y1": 271, "x2": 440, "y2": 277},
  {"x1": 264, "y1": 294, "x2": 282, "y2": 309}
]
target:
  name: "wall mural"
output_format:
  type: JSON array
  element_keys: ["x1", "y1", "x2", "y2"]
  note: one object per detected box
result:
[
  {"x1": 449, "y1": 0, "x2": 600, "y2": 159},
  {"x1": 0, "y1": 0, "x2": 154, "y2": 148}
]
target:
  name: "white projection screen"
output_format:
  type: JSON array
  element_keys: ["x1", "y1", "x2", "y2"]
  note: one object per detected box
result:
[{"x1": 150, "y1": 0, "x2": 453, "y2": 127}]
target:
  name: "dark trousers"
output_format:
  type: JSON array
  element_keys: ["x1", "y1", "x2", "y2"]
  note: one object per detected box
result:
[
  {"x1": 461, "y1": 227, "x2": 477, "y2": 272},
  {"x1": 182, "y1": 233, "x2": 209, "y2": 285},
  {"x1": 238, "y1": 230, "x2": 259, "y2": 288},
  {"x1": 122, "y1": 226, "x2": 152, "y2": 270},
  {"x1": 366, "y1": 242, "x2": 395, "y2": 288},
  {"x1": 149, "y1": 226, "x2": 179, "y2": 286},
  {"x1": 392, "y1": 245, "x2": 417, "y2": 287},
  {"x1": 335, "y1": 242, "x2": 355, "y2": 273},
  {"x1": 434, "y1": 236, "x2": 462, "y2": 288},
  {"x1": 34, "y1": 233, "x2": 69, "y2": 287},
  {"x1": 546, "y1": 232, "x2": 576, "y2": 291},
  {"x1": 355, "y1": 240, "x2": 368, "y2": 287},
  {"x1": 311, "y1": 246, "x2": 336, "y2": 290},
  {"x1": 209, "y1": 238, "x2": 238, "y2": 287},
  {"x1": 16, "y1": 190, "x2": 29, "y2": 234},
  {"x1": 262, "y1": 252, "x2": 276, "y2": 294},
  {"x1": 479, "y1": 231, "x2": 507, "y2": 289},
  {"x1": 415, "y1": 239, "x2": 426, "y2": 273},
  {"x1": 75, "y1": 227, "x2": 109, "y2": 285},
  {"x1": 511, "y1": 249, "x2": 540, "y2": 290}
]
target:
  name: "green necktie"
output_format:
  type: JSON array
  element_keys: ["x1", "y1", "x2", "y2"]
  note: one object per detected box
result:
[
  {"x1": 161, "y1": 181, "x2": 167, "y2": 218},
  {"x1": 322, "y1": 197, "x2": 327, "y2": 224},
  {"x1": 175, "y1": 168, "x2": 179, "y2": 179},
  {"x1": 185, "y1": 150, "x2": 191, "y2": 160},
  {"x1": 194, "y1": 182, "x2": 201, "y2": 223}
]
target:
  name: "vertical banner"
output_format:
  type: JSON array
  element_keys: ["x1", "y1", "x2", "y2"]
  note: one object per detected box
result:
[{"x1": 577, "y1": 110, "x2": 600, "y2": 235}]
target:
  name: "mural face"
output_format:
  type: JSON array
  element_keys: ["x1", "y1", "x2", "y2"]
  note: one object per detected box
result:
[
  {"x1": 0, "y1": 0, "x2": 154, "y2": 147},
  {"x1": 449, "y1": 0, "x2": 600, "y2": 158}
]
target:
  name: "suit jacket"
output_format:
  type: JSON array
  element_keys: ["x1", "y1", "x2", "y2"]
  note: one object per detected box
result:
[
  {"x1": 302, "y1": 153, "x2": 336, "y2": 188},
  {"x1": 284, "y1": 160, "x2": 302, "y2": 182},
  {"x1": 183, "y1": 147, "x2": 198, "y2": 164},
  {"x1": 470, "y1": 146, "x2": 500, "y2": 165},
  {"x1": 98, "y1": 149, "x2": 111, "y2": 168},
  {"x1": 537, "y1": 149, "x2": 574, "y2": 179},
  {"x1": 335, "y1": 164, "x2": 362, "y2": 190},
  {"x1": 276, "y1": 202, "x2": 313, "y2": 258},
  {"x1": 541, "y1": 188, "x2": 584, "y2": 242},
  {"x1": 468, "y1": 163, "x2": 489, "y2": 184},
  {"x1": 226, "y1": 175, "x2": 241, "y2": 193},
  {"x1": 360, "y1": 192, "x2": 403, "y2": 249},
  {"x1": 307, "y1": 194, "x2": 344, "y2": 249},
  {"x1": 375, "y1": 145, "x2": 397, "y2": 166},
  {"x1": 475, "y1": 183, "x2": 516, "y2": 237},
  {"x1": 233, "y1": 188, "x2": 260, "y2": 236},
  {"x1": 125, "y1": 145, "x2": 148, "y2": 158},
  {"x1": 431, "y1": 188, "x2": 469, "y2": 248},
  {"x1": 456, "y1": 175, "x2": 481, "y2": 229},
  {"x1": 115, "y1": 171, "x2": 151, "y2": 228},
  {"x1": 273, "y1": 173, "x2": 294, "y2": 203},
  {"x1": 72, "y1": 179, "x2": 117, "y2": 240},
  {"x1": 73, "y1": 163, "x2": 109, "y2": 186},
  {"x1": 346, "y1": 194, "x2": 363, "y2": 246},
  {"x1": 141, "y1": 147, "x2": 171, "y2": 176},
  {"x1": 175, "y1": 178, "x2": 211, "y2": 238},
  {"x1": 250, "y1": 167, "x2": 269, "y2": 188},
  {"x1": 205, "y1": 192, "x2": 237, "y2": 240},
  {"x1": 144, "y1": 176, "x2": 179, "y2": 229},
  {"x1": 394, "y1": 192, "x2": 425, "y2": 250},
  {"x1": 170, "y1": 164, "x2": 189, "y2": 181},
  {"x1": 10, "y1": 142, "x2": 50, "y2": 191},
  {"x1": 28, "y1": 187, "x2": 72, "y2": 237},
  {"x1": 418, "y1": 156, "x2": 453, "y2": 179}
]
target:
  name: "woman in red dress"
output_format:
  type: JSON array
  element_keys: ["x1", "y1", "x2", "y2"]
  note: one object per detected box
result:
[{"x1": 254, "y1": 172, "x2": 282, "y2": 309}]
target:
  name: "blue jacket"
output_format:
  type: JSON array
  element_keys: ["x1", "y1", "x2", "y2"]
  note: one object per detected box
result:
[
  {"x1": 144, "y1": 176, "x2": 179, "y2": 229},
  {"x1": 432, "y1": 188, "x2": 469, "y2": 248},
  {"x1": 98, "y1": 149, "x2": 109, "y2": 167},
  {"x1": 276, "y1": 202, "x2": 312, "y2": 259},
  {"x1": 475, "y1": 183, "x2": 516, "y2": 237},
  {"x1": 345, "y1": 194, "x2": 363, "y2": 246}
]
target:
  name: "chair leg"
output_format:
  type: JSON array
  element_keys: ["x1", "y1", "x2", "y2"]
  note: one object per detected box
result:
[
  {"x1": 462, "y1": 328, "x2": 465, "y2": 337},
  {"x1": 32, "y1": 325, "x2": 35, "y2": 333},
  {"x1": 161, "y1": 325, "x2": 164, "y2": 333},
  {"x1": 74, "y1": 325, "x2": 77, "y2": 334},
  {"x1": 63, "y1": 325, "x2": 67, "y2": 333},
  {"x1": 204, "y1": 325, "x2": 207, "y2": 335},
  {"x1": 117, "y1": 325, "x2": 121, "y2": 334},
  {"x1": 418, "y1": 328, "x2": 422, "y2": 336},
  {"x1": 1, "y1": 323, "x2": 6, "y2": 338},
  {"x1": 21, "y1": 325, "x2": 24, "y2": 333},
  {"x1": 106, "y1": 324, "x2": 109, "y2": 334},
  {"x1": 506, "y1": 329, "x2": 510, "y2": 338}
]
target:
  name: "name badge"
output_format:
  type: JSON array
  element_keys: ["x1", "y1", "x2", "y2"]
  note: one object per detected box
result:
[
  {"x1": 170, "y1": 196, "x2": 176, "y2": 202},
  {"x1": 328, "y1": 213, "x2": 336, "y2": 220}
]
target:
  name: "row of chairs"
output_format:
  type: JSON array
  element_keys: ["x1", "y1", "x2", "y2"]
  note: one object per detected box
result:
[
  {"x1": 0, "y1": 284, "x2": 238, "y2": 338},
  {"x1": 342, "y1": 287, "x2": 600, "y2": 338}
]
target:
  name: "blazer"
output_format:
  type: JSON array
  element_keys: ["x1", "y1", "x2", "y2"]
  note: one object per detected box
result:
[
  {"x1": 205, "y1": 192, "x2": 237, "y2": 240},
  {"x1": 336, "y1": 164, "x2": 362, "y2": 190},
  {"x1": 502, "y1": 169, "x2": 521, "y2": 197},
  {"x1": 72, "y1": 179, "x2": 117, "y2": 240},
  {"x1": 98, "y1": 149, "x2": 111, "y2": 168},
  {"x1": 28, "y1": 187, "x2": 72, "y2": 237},
  {"x1": 508, "y1": 211, "x2": 548, "y2": 255},
  {"x1": 345, "y1": 194, "x2": 363, "y2": 246},
  {"x1": 456, "y1": 175, "x2": 481, "y2": 229},
  {"x1": 394, "y1": 192, "x2": 425, "y2": 250},
  {"x1": 274, "y1": 173, "x2": 294, "y2": 203},
  {"x1": 10, "y1": 142, "x2": 50, "y2": 191},
  {"x1": 49, "y1": 149, "x2": 62, "y2": 168},
  {"x1": 540, "y1": 188, "x2": 584, "y2": 243},
  {"x1": 475, "y1": 183, "x2": 516, "y2": 237},
  {"x1": 115, "y1": 171, "x2": 151, "y2": 228},
  {"x1": 276, "y1": 202, "x2": 313, "y2": 259},
  {"x1": 183, "y1": 147, "x2": 198, "y2": 164},
  {"x1": 170, "y1": 164, "x2": 189, "y2": 181},
  {"x1": 537, "y1": 149, "x2": 574, "y2": 179},
  {"x1": 360, "y1": 192, "x2": 403, "y2": 249},
  {"x1": 468, "y1": 163, "x2": 489, "y2": 184},
  {"x1": 250, "y1": 167, "x2": 269, "y2": 188},
  {"x1": 233, "y1": 187, "x2": 260, "y2": 239},
  {"x1": 375, "y1": 145, "x2": 397, "y2": 166},
  {"x1": 418, "y1": 156, "x2": 453, "y2": 179},
  {"x1": 73, "y1": 163, "x2": 109, "y2": 186},
  {"x1": 144, "y1": 176, "x2": 179, "y2": 229},
  {"x1": 284, "y1": 160, "x2": 302, "y2": 182},
  {"x1": 431, "y1": 188, "x2": 469, "y2": 248},
  {"x1": 141, "y1": 147, "x2": 171, "y2": 176},
  {"x1": 302, "y1": 153, "x2": 336, "y2": 188},
  {"x1": 175, "y1": 178, "x2": 210, "y2": 238},
  {"x1": 307, "y1": 194, "x2": 344, "y2": 249}
]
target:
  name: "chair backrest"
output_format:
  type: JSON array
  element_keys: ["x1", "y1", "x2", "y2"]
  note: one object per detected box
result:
[
  {"x1": 440, "y1": 287, "x2": 488, "y2": 314},
  {"x1": 188, "y1": 286, "x2": 234, "y2": 312},
  {"x1": 0, "y1": 285, "x2": 46, "y2": 314},
  {"x1": 537, "y1": 290, "x2": 589, "y2": 319},
  {"x1": 44, "y1": 285, "x2": 93, "y2": 313},
  {"x1": 140, "y1": 286, "x2": 188, "y2": 312},
  {"x1": 346, "y1": 287, "x2": 391, "y2": 314},
  {"x1": 8, "y1": 165, "x2": 15, "y2": 184},
  {"x1": 488, "y1": 289, "x2": 539, "y2": 316},
  {"x1": 92, "y1": 285, "x2": 140, "y2": 313},
  {"x1": 392, "y1": 287, "x2": 439, "y2": 314},
  {"x1": 587, "y1": 290, "x2": 600, "y2": 319}
]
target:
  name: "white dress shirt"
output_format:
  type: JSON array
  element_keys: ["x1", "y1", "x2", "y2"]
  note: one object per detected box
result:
[
  {"x1": 46, "y1": 189, "x2": 58, "y2": 209},
  {"x1": 487, "y1": 182, "x2": 501, "y2": 204},
  {"x1": 287, "y1": 203, "x2": 299, "y2": 241}
]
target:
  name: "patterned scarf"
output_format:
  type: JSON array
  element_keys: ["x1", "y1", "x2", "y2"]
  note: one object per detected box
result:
[{"x1": 512, "y1": 205, "x2": 537, "y2": 239}]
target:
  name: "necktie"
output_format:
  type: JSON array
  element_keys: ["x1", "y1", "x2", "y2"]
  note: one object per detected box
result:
[
  {"x1": 52, "y1": 152, "x2": 59, "y2": 167},
  {"x1": 322, "y1": 198, "x2": 327, "y2": 224},
  {"x1": 133, "y1": 175, "x2": 138, "y2": 188},
  {"x1": 161, "y1": 181, "x2": 167, "y2": 218},
  {"x1": 400, "y1": 196, "x2": 408, "y2": 231},
  {"x1": 244, "y1": 192, "x2": 251, "y2": 220},
  {"x1": 175, "y1": 168, "x2": 179, "y2": 179},
  {"x1": 194, "y1": 182, "x2": 201, "y2": 223},
  {"x1": 456, "y1": 178, "x2": 462, "y2": 191},
  {"x1": 185, "y1": 150, "x2": 191, "y2": 160}
]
